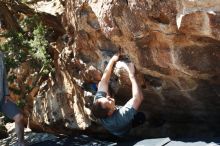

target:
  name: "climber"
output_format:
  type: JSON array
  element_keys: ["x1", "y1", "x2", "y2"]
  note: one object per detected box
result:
[
  {"x1": 91, "y1": 53, "x2": 145, "y2": 136},
  {"x1": 0, "y1": 52, "x2": 26, "y2": 146}
]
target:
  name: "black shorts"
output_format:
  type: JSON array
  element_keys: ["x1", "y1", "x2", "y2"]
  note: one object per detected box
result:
[{"x1": 0, "y1": 99, "x2": 21, "y2": 119}]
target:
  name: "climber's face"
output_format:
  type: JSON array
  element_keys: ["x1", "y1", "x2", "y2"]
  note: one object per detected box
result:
[{"x1": 98, "y1": 96, "x2": 115, "y2": 116}]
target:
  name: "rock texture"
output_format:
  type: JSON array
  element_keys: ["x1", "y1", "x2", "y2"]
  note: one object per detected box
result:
[
  {"x1": 0, "y1": 122, "x2": 57, "y2": 145},
  {"x1": 0, "y1": 0, "x2": 220, "y2": 138}
]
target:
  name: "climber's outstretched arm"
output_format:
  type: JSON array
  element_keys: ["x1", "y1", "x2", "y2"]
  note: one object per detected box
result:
[
  {"x1": 97, "y1": 54, "x2": 119, "y2": 93},
  {"x1": 120, "y1": 62, "x2": 144, "y2": 110}
]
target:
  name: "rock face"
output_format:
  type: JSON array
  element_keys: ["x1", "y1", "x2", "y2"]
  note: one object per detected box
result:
[
  {"x1": 61, "y1": 0, "x2": 220, "y2": 137},
  {"x1": 0, "y1": 0, "x2": 220, "y2": 138}
]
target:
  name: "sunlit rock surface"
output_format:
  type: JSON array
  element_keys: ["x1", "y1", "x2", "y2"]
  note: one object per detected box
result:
[{"x1": 0, "y1": 0, "x2": 219, "y2": 138}]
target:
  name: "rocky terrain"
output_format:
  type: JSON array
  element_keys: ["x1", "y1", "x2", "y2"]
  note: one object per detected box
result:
[{"x1": 0, "y1": 0, "x2": 219, "y2": 139}]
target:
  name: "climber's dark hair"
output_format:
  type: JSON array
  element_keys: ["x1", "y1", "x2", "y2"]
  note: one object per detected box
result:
[{"x1": 91, "y1": 101, "x2": 110, "y2": 118}]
